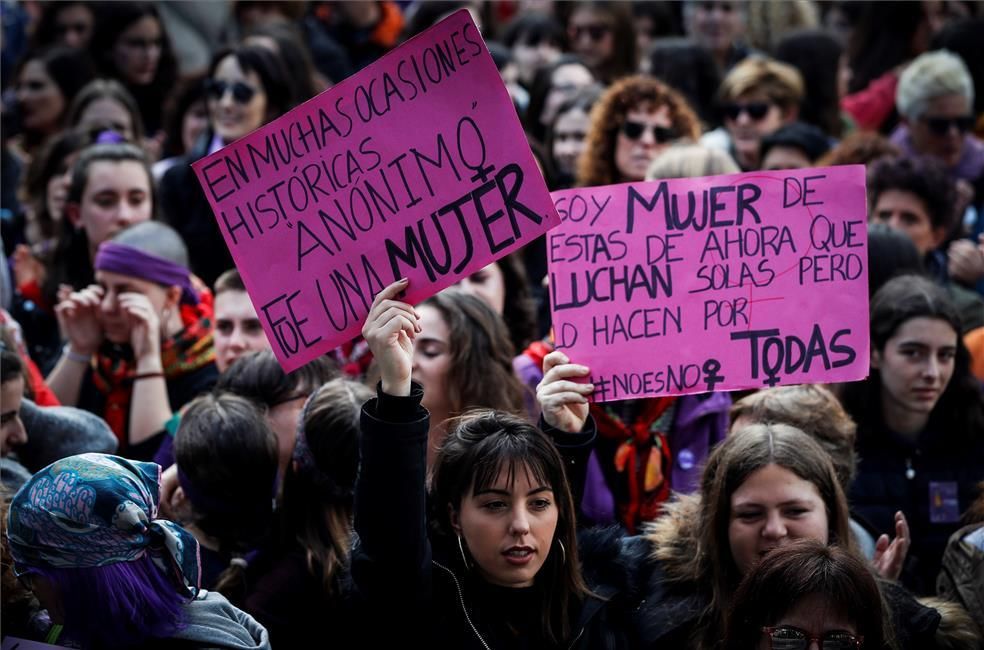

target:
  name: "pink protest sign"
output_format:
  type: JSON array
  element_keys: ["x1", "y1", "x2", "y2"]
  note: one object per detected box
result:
[
  {"x1": 192, "y1": 10, "x2": 559, "y2": 372},
  {"x1": 548, "y1": 165, "x2": 869, "y2": 401}
]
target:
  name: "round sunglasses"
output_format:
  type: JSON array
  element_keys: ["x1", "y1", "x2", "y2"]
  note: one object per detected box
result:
[
  {"x1": 204, "y1": 79, "x2": 258, "y2": 105},
  {"x1": 723, "y1": 101, "x2": 771, "y2": 121},
  {"x1": 763, "y1": 625, "x2": 863, "y2": 650},
  {"x1": 621, "y1": 120, "x2": 677, "y2": 144},
  {"x1": 921, "y1": 115, "x2": 974, "y2": 136}
]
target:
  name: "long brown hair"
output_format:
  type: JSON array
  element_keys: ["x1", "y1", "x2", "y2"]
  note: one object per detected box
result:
[
  {"x1": 281, "y1": 378, "x2": 372, "y2": 593},
  {"x1": 431, "y1": 410, "x2": 590, "y2": 645},
  {"x1": 577, "y1": 75, "x2": 702, "y2": 187},
  {"x1": 421, "y1": 290, "x2": 525, "y2": 417},
  {"x1": 694, "y1": 424, "x2": 853, "y2": 649}
]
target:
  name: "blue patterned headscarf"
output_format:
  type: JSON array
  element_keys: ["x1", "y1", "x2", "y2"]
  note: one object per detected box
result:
[{"x1": 6, "y1": 453, "x2": 200, "y2": 597}]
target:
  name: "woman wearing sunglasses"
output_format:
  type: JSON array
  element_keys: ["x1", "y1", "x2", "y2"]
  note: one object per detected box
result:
[
  {"x1": 578, "y1": 75, "x2": 702, "y2": 187},
  {"x1": 159, "y1": 45, "x2": 297, "y2": 287},
  {"x1": 724, "y1": 540, "x2": 884, "y2": 650},
  {"x1": 701, "y1": 56, "x2": 803, "y2": 171}
]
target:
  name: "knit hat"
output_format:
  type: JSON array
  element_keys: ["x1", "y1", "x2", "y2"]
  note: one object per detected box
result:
[{"x1": 15, "y1": 400, "x2": 118, "y2": 473}]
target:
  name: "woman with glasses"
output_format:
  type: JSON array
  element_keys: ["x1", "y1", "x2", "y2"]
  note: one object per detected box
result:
[
  {"x1": 159, "y1": 45, "x2": 297, "y2": 287},
  {"x1": 578, "y1": 75, "x2": 702, "y2": 187},
  {"x1": 564, "y1": 2, "x2": 637, "y2": 85},
  {"x1": 701, "y1": 56, "x2": 803, "y2": 171},
  {"x1": 892, "y1": 50, "x2": 981, "y2": 185},
  {"x1": 88, "y1": 2, "x2": 177, "y2": 138},
  {"x1": 724, "y1": 540, "x2": 884, "y2": 650}
]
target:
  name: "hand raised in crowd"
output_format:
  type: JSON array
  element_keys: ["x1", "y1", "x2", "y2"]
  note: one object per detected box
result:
[
  {"x1": 537, "y1": 350, "x2": 594, "y2": 433},
  {"x1": 118, "y1": 293, "x2": 163, "y2": 366},
  {"x1": 55, "y1": 285, "x2": 105, "y2": 356},
  {"x1": 947, "y1": 234, "x2": 984, "y2": 287},
  {"x1": 362, "y1": 278, "x2": 420, "y2": 397},
  {"x1": 872, "y1": 510, "x2": 910, "y2": 581}
]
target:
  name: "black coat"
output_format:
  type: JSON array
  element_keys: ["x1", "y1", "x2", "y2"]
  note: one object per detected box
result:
[
  {"x1": 351, "y1": 384, "x2": 645, "y2": 649},
  {"x1": 159, "y1": 143, "x2": 235, "y2": 288}
]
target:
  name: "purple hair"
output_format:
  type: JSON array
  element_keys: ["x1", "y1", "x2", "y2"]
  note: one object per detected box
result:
[{"x1": 30, "y1": 554, "x2": 188, "y2": 647}]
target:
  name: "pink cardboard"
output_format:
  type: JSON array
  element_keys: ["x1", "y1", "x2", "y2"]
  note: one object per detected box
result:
[
  {"x1": 548, "y1": 165, "x2": 870, "y2": 401},
  {"x1": 192, "y1": 10, "x2": 559, "y2": 372}
]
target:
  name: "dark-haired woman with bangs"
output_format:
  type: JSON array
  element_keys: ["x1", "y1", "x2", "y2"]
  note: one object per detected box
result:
[{"x1": 352, "y1": 279, "x2": 643, "y2": 649}]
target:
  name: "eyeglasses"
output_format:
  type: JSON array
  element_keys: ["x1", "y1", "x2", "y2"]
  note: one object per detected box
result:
[
  {"x1": 763, "y1": 626, "x2": 864, "y2": 650},
  {"x1": 621, "y1": 121, "x2": 677, "y2": 144},
  {"x1": 723, "y1": 102, "x2": 771, "y2": 121},
  {"x1": 568, "y1": 23, "x2": 611, "y2": 42},
  {"x1": 922, "y1": 115, "x2": 974, "y2": 136},
  {"x1": 204, "y1": 79, "x2": 258, "y2": 104}
]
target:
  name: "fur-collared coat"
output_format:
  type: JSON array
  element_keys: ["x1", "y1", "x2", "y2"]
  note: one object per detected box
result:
[{"x1": 633, "y1": 495, "x2": 968, "y2": 649}]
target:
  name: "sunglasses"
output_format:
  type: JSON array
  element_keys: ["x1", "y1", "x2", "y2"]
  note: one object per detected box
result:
[
  {"x1": 723, "y1": 102, "x2": 771, "y2": 121},
  {"x1": 922, "y1": 115, "x2": 974, "y2": 136},
  {"x1": 763, "y1": 626, "x2": 863, "y2": 650},
  {"x1": 205, "y1": 79, "x2": 257, "y2": 104},
  {"x1": 621, "y1": 121, "x2": 677, "y2": 144},
  {"x1": 568, "y1": 24, "x2": 611, "y2": 42}
]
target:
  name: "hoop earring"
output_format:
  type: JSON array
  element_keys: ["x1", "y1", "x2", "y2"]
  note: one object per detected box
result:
[
  {"x1": 557, "y1": 539, "x2": 566, "y2": 565},
  {"x1": 457, "y1": 535, "x2": 472, "y2": 571}
]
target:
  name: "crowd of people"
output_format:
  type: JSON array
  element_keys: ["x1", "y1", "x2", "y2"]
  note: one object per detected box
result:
[{"x1": 1, "y1": 1, "x2": 983, "y2": 648}]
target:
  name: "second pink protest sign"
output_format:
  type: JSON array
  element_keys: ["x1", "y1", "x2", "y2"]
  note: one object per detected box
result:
[
  {"x1": 548, "y1": 165, "x2": 870, "y2": 401},
  {"x1": 193, "y1": 10, "x2": 559, "y2": 372}
]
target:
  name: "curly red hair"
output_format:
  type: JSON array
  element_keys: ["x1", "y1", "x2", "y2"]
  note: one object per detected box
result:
[{"x1": 577, "y1": 75, "x2": 702, "y2": 187}]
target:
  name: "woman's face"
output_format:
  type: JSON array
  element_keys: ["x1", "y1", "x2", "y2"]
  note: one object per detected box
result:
[
  {"x1": 614, "y1": 104, "x2": 675, "y2": 182},
  {"x1": 728, "y1": 463, "x2": 829, "y2": 578},
  {"x1": 214, "y1": 289, "x2": 270, "y2": 373},
  {"x1": 723, "y1": 92, "x2": 787, "y2": 165},
  {"x1": 413, "y1": 305, "x2": 452, "y2": 418},
  {"x1": 758, "y1": 593, "x2": 859, "y2": 650},
  {"x1": 456, "y1": 262, "x2": 506, "y2": 315},
  {"x1": 552, "y1": 107, "x2": 591, "y2": 178},
  {"x1": 453, "y1": 462, "x2": 559, "y2": 588},
  {"x1": 513, "y1": 38, "x2": 561, "y2": 87},
  {"x1": 541, "y1": 63, "x2": 594, "y2": 127},
  {"x1": 208, "y1": 55, "x2": 269, "y2": 144},
  {"x1": 908, "y1": 93, "x2": 973, "y2": 169},
  {"x1": 690, "y1": 1, "x2": 743, "y2": 55},
  {"x1": 45, "y1": 150, "x2": 80, "y2": 223},
  {"x1": 95, "y1": 269, "x2": 171, "y2": 344},
  {"x1": 76, "y1": 97, "x2": 135, "y2": 141},
  {"x1": 872, "y1": 316, "x2": 957, "y2": 421},
  {"x1": 74, "y1": 160, "x2": 153, "y2": 250},
  {"x1": 54, "y1": 3, "x2": 95, "y2": 49},
  {"x1": 567, "y1": 7, "x2": 615, "y2": 71},
  {"x1": 181, "y1": 100, "x2": 209, "y2": 153},
  {"x1": 16, "y1": 60, "x2": 66, "y2": 134},
  {"x1": 112, "y1": 15, "x2": 163, "y2": 86}
]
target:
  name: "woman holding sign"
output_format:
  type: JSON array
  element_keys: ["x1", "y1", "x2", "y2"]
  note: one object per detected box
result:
[
  {"x1": 843, "y1": 275, "x2": 984, "y2": 595},
  {"x1": 352, "y1": 279, "x2": 642, "y2": 649},
  {"x1": 46, "y1": 221, "x2": 218, "y2": 459}
]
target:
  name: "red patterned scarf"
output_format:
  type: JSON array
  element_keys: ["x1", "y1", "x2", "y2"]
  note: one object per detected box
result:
[{"x1": 92, "y1": 300, "x2": 215, "y2": 446}]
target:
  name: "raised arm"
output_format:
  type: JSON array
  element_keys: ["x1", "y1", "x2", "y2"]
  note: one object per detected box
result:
[{"x1": 352, "y1": 279, "x2": 432, "y2": 608}]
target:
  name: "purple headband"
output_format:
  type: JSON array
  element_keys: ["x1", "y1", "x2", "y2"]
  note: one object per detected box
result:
[{"x1": 95, "y1": 242, "x2": 199, "y2": 306}]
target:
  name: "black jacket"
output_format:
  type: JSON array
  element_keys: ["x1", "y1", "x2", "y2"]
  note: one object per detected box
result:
[{"x1": 351, "y1": 384, "x2": 644, "y2": 649}]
